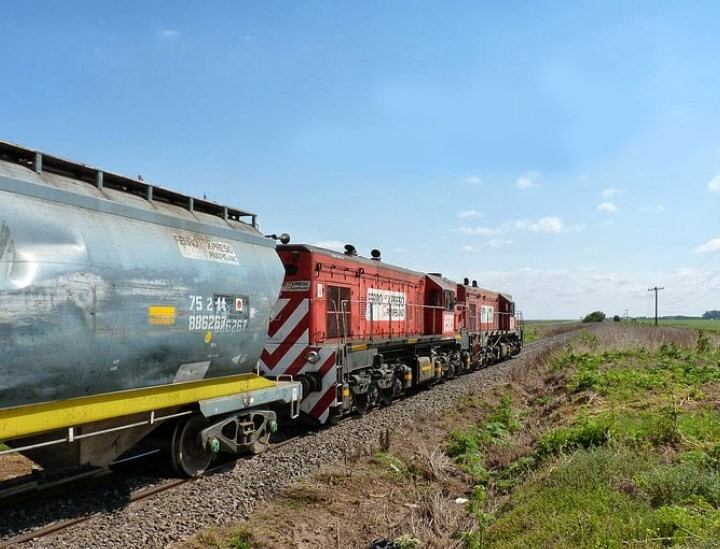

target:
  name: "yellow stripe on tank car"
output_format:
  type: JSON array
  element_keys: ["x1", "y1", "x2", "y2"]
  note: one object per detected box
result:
[
  {"x1": 148, "y1": 305, "x2": 177, "y2": 325},
  {"x1": 0, "y1": 373, "x2": 276, "y2": 441}
]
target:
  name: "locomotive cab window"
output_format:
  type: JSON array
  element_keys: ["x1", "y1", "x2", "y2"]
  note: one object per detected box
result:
[
  {"x1": 444, "y1": 290, "x2": 455, "y2": 311},
  {"x1": 327, "y1": 285, "x2": 351, "y2": 338},
  {"x1": 429, "y1": 289, "x2": 440, "y2": 307}
]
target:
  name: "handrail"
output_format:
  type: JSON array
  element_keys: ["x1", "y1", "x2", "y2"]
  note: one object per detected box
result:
[{"x1": 270, "y1": 296, "x2": 522, "y2": 345}]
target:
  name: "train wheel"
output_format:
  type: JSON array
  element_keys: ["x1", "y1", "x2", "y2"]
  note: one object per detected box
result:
[{"x1": 170, "y1": 414, "x2": 213, "y2": 477}]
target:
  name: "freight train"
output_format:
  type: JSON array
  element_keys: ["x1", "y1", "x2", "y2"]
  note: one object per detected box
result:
[{"x1": 0, "y1": 142, "x2": 522, "y2": 477}]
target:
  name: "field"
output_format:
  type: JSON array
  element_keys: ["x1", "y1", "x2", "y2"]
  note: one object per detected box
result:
[
  {"x1": 635, "y1": 318, "x2": 720, "y2": 332},
  {"x1": 188, "y1": 324, "x2": 720, "y2": 548},
  {"x1": 522, "y1": 320, "x2": 581, "y2": 343}
]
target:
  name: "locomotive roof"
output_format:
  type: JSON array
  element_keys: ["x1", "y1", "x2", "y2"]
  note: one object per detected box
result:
[
  {"x1": 462, "y1": 283, "x2": 500, "y2": 296},
  {"x1": 426, "y1": 273, "x2": 457, "y2": 293},
  {"x1": 0, "y1": 140, "x2": 259, "y2": 230},
  {"x1": 279, "y1": 244, "x2": 426, "y2": 278},
  {"x1": 283, "y1": 245, "x2": 516, "y2": 301}
]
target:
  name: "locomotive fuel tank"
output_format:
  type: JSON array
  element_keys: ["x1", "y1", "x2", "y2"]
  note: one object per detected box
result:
[{"x1": 0, "y1": 143, "x2": 284, "y2": 411}]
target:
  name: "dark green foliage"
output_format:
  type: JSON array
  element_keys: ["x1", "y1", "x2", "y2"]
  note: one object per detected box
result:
[
  {"x1": 697, "y1": 330, "x2": 711, "y2": 353},
  {"x1": 536, "y1": 417, "x2": 611, "y2": 457},
  {"x1": 582, "y1": 311, "x2": 606, "y2": 323}
]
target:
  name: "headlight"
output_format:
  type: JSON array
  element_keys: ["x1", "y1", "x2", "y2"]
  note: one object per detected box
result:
[{"x1": 306, "y1": 350, "x2": 320, "y2": 364}]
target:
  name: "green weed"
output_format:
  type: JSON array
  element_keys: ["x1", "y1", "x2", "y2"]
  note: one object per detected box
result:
[
  {"x1": 393, "y1": 534, "x2": 421, "y2": 549},
  {"x1": 634, "y1": 461, "x2": 720, "y2": 507},
  {"x1": 536, "y1": 416, "x2": 611, "y2": 456},
  {"x1": 227, "y1": 530, "x2": 254, "y2": 549},
  {"x1": 373, "y1": 451, "x2": 405, "y2": 475}
]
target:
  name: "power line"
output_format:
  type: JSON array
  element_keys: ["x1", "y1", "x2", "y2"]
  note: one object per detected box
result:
[
  {"x1": 648, "y1": 286, "x2": 665, "y2": 326},
  {"x1": 665, "y1": 248, "x2": 720, "y2": 307}
]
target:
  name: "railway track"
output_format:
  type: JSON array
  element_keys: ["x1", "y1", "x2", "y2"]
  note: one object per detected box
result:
[{"x1": 0, "y1": 329, "x2": 582, "y2": 547}]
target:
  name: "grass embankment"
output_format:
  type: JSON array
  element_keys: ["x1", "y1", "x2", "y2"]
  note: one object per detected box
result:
[
  {"x1": 454, "y1": 326, "x2": 720, "y2": 547},
  {"x1": 191, "y1": 325, "x2": 720, "y2": 548}
]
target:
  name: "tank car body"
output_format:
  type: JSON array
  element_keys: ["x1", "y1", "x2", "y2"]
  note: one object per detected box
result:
[
  {"x1": 0, "y1": 142, "x2": 301, "y2": 475},
  {"x1": 0, "y1": 142, "x2": 282, "y2": 409}
]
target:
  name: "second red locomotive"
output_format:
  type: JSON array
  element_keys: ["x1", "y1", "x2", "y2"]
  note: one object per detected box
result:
[{"x1": 259, "y1": 243, "x2": 523, "y2": 424}]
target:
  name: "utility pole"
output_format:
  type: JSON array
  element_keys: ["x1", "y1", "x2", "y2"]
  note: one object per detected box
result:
[{"x1": 648, "y1": 287, "x2": 665, "y2": 326}]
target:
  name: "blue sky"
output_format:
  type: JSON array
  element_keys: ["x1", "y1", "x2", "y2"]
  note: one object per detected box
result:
[{"x1": 1, "y1": 1, "x2": 719, "y2": 318}]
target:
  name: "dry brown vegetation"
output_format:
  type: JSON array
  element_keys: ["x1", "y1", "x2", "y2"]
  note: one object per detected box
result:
[
  {"x1": 187, "y1": 323, "x2": 720, "y2": 548},
  {"x1": 183, "y1": 339, "x2": 567, "y2": 549}
]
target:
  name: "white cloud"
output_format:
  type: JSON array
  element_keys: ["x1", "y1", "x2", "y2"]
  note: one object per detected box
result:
[
  {"x1": 458, "y1": 226, "x2": 501, "y2": 236},
  {"x1": 157, "y1": 28, "x2": 181, "y2": 40},
  {"x1": 601, "y1": 187, "x2": 623, "y2": 198},
  {"x1": 312, "y1": 240, "x2": 345, "y2": 252},
  {"x1": 461, "y1": 239, "x2": 513, "y2": 253},
  {"x1": 597, "y1": 201, "x2": 618, "y2": 214},
  {"x1": 487, "y1": 238, "x2": 514, "y2": 248},
  {"x1": 457, "y1": 209, "x2": 482, "y2": 219},
  {"x1": 694, "y1": 238, "x2": 720, "y2": 253},
  {"x1": 674, "y1": 267, "x2": 695, "y2": 277},
  {"x1": 708, "y1": 175, "x2": 720, "y2": 192},
  {"x1": 456, "y1": 264, "x2": 717, "y2": 319},
  {"x1": 455, "y1": 216, "x2": 576, "y2": 238},
  {"x1": 515, "y1": 171, "x2": 541, "y2": 189},
  {"x1": 461, "y1": 175, "x2": 482, "y2": 186},
  {"x1": 639, "y1": 204, "x2": 666, "y2": 213},
  {"x1": 515, "y1": 216, "x2": 563, "y2": 233}
]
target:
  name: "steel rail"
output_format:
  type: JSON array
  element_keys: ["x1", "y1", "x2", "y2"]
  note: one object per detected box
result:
[{"x1": 0, "y1": 329, "x2": 582, "y2": 547}]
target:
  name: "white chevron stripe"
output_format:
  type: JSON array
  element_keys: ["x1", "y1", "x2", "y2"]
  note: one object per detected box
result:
[
  {"x1": 265, "y1": 299, "x2": 309, "y2": 352},
  {"x1": 271, "y1": 297, "x2": 290, "y2": 319},
  {"x1": 300, "y1": 348, "x2": 339, "y2": 415},
  {"x1": 258, "y1": 332, "x2": 309, "y2": 374}
]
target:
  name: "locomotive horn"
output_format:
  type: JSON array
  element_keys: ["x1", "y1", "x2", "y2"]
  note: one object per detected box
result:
[
  {"x1": 463, "y1": 277, "x2": 470, "y2": 285},
  {"x1": 265, "y1": 233, "x2": 291, "y2": 244},
  {"x1": 344, "y1": 244, "x2": 358, "y2": 256},
  {"x1": 370, "y1": 249, "x2": 381, "y2": 260}
]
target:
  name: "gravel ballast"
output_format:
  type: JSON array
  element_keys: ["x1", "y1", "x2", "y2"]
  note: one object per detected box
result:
[{"x1": 2, "y1": 334, "x2": 576, "y2": 548}]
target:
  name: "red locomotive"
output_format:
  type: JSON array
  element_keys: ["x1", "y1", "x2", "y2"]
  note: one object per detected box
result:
[{"x1": 259, "y1": 243, "x2": 523, "y2": 424}]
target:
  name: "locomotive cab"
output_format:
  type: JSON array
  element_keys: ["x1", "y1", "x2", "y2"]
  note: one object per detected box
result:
[{"x1": 424, "y1": 274, "x2": 458, "y2": 336}]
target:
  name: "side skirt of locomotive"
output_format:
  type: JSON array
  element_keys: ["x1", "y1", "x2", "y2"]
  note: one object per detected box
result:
[{"x1": 315, "y1": 330, "x2": 523, "y2": 422}]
